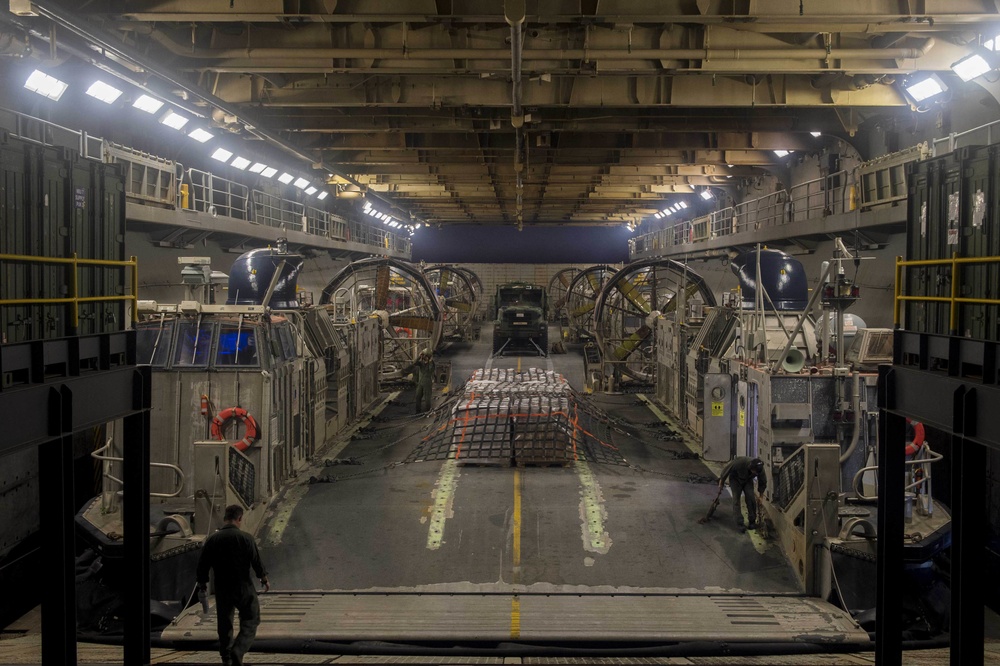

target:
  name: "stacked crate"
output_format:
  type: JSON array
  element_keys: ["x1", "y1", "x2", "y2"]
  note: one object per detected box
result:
[
  {"x1": 905, "y1": 145, "x2": 1000, "y2": 340},
  {"x1": 0, "y1": 131, "x2": 126, "y2": 343},
  {"x1": 452, "y1": 368, "x2": 575, "y2": 464}
]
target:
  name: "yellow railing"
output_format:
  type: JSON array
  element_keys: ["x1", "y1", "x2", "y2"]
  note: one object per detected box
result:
[
  {"x1": 0, "y1": 253, "x2": 139, "y2": 328},
  {"x1": 894, "y1": 253, "x2": 1000, "y2": 332}
]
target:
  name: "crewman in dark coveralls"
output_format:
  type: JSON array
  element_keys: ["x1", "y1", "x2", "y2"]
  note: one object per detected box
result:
[
  {"x1": 404, "y1": 348, "x2": 435, "y2": 414},
  {"x1": 718, "y1": 456, "x2": 768, "y2": 531},
  {"x1": 196, "y1": 504, "x2": 270, "y2": 666}
]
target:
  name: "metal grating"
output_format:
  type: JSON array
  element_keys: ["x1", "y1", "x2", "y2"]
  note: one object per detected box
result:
[
  {"x1": 773, "y1": 447, "x2": 805, "y2": 511},
  {"x1": 228, "y1": 446, "x2": 255, "y2": 507},
  {"x1": 406, "y1": 368, "x2": 627, "y2": 467}
]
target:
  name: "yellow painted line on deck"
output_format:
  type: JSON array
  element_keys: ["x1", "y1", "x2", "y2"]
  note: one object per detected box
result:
[
  {"x1": 426, "y1": 458, "x2": 460, "y2": 550},
  {"x1": 264, "y1": 391, "x2": 399, "y2": 547},
  {"x1": 510, "y1": 469, "x2": 523, "y2": 638},
  {"x1": 510, "y1": 596, "x2": 521, "y2": 638},
  {"x1": 574, "y1": 460, "x2": 611, "y2": 554},
  {"x1": 512, "y1": 469, "x2": 522, "y2": 574},
  {"x1": 517, "y1": 356, "x2": 522, "y2": 372}
]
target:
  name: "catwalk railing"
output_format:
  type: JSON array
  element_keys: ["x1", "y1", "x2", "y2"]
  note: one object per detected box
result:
[
  {"x1": 0, "y1": 107, "x2": 409, "y2": 256},
  {"x1": 629, "y1": 142, "x2": 939, "y2": 259}
]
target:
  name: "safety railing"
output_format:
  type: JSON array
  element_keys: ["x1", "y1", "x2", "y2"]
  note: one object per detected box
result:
[
  {"x1": 858, "y1": 143, "x2": 928, "y2": 209},
  {"x1": 0, "y1": 253, "x2": 139, "y2": 327},
  {"x1": 251, "y1": 189, "x2": 305, "y2": 230},
  {"x1": 893, "y1": 253, "x2": 1000, "y2": 332},
  {"x1": 187, "y1": 168, "x2": 250, "y2": 220},
  {"x1": 0, "y1": 105, "x2": 104, "y2": 160},
  {"x1": 931, "y1": 117, "x2": 1000, "y2": 156},
  {"x1": 853, "y1": 443, "x2": 942, "y2": 519},
  {"x1": 105, "y1": 142, "x2": 180, "y2": 207},
  {"x1": 92, "y1": 438, "x2": 185, "y2": 506},
  {"x1": 629, "y1": 145, "x2": 925, "y2": 259},
  {"x1": 788, "y1": 170, "x2": 853, "y2": 222}
]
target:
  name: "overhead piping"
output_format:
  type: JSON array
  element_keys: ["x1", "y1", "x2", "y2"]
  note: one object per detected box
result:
[
  {"x1": 144, "y1": 29, "x2": 937, "y2": 62},
  {"x1": 506, "y1": 0, "x2": 526, "y2": 228},
  {"x1": 26, "y1": 0, "x2": 424, "y2": 226}
]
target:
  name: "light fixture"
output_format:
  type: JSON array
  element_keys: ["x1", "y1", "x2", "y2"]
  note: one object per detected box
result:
[
  {"x1": 688, "y1": 184, "x2": 696, "y2": 190},
  {"x1": 903, "y1": 74, "x2": 947, "y2": 103},
  {"x1": 260, "y1": 167, "x2": 278, "y2": 178},
  {"x1": 132, "y1": 94, "x2": 164, "y2": 114},
  {"x1": 248, "y1": 162, "x2": 268, "y2": 174},
  {"x1": 85, "y1": 81, "x2": 123, "y2": 104},
  {"x1": 24, "y1": 70, "x2": 68, "y2": 101},
  {"x1": 986, "y1": 34, "x2": 1000, "y2": 52},
  {"x1": 338, "y1": 184, "x2": 364, "y2": 199},
  {"x1": 951, "y1": 53, "x2": 993, "y2": 82},
  {"x1": 293, "y1": 177, "x2": 309, "y2": 189},
  {"x1": 159, "y1": 110, "x2": 189, "y2": 130},
  {"x1": 317, "y1": 191, "x2": 329, "y2": 200},
  {"x1": 810, "y1": 131, "x2": 822, "y2": 137},
  {"x1": 278, "y1": 173, "x2": 295, "y2": 184},
  {"x1": 211, "y1": 148, "x2": 233, "y2": 162},
  {"x1": 187, "y1": 128, "x2": 214, "y2": 143},
  {"x1": 773, "y1": 149, "x2": 791, "y2": 158},
  {"x1": 230, "y1": 156, "x2": 251, "y2": 170},
  {"x1": 699, "y1": 189, "x2": 714, "y2": 201},
  {"x1": 678, "y1": 201, "x2": 689, "y2": 209},
  {"x1": 367, "y1": 208, "x2": 379, "y2": 216},
  {"x1": 305, "y1": 186, "x2": 318, "y2": 195}
]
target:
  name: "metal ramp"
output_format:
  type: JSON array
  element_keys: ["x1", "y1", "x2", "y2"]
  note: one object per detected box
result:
[{"x1": 162, "y1": 591, "x2": 868, "y2": 646}]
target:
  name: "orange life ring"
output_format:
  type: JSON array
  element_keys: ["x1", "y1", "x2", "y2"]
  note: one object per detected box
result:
[
  {"x1": 905, "y1": 418, "x2": 925, "y2": 456},
  {"x1": 211, "y1": 407, "x2": 260, "y2": 452}
]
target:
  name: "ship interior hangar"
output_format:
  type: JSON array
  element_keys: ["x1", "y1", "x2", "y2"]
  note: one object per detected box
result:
[{"x1": 5, "y1": 2, "x2": 1000, "y2": 665}]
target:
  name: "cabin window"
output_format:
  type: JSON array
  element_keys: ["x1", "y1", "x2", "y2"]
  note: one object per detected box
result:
[
  {"x1": 172, "y1": 321, "x2": 214, "y2": 367},
  {"x1": 136, "y1": 320, "x2": 174, "y2": 367},
  {"x1": 216, "y1": 325, "x2": 260, "y2": 367},
  {"x1": 276, "y1": 325, "x2": 297, "y2": 359}
]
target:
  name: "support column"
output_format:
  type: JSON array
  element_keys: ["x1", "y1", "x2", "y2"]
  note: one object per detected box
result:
[
  {"x1": 876, "y1": 365, "x2": 904, "y2": 666},
  {"x1": 950, "y1": 388, "x2": 985, "y2": 666},
  {"x1": 123, "y1": 370, "x2": 152, "y2": 666},
  {"x1": 39, "y1": 433, "x2": 76, "y2": 666}
]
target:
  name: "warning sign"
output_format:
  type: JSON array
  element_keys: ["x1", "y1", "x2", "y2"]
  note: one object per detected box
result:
[
  {"x1": 711, "y1": 401, "x2": 724, "y2": 417},
  {"x1": 739, "y1": 409, "x2": 745, "y2": 427}
]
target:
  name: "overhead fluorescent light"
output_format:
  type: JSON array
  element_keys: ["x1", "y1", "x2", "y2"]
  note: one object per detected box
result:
[
  {"x1": 367, "y1": 208, "x2": 379, "y2": 216},
  {"x1": 810, "y1": 131, "x2": 822, "y2": 137},
  {"x1": 24, "y1": 70, "x2": 68, "y2": 101},
  {"x1": 293, "y1": 177, "x2": 309, "y2": 189},
  {"x1": 904, "y1": 74, "x2": 947, "y2": 102},
  {"x1": 278, "y1": 173, "x2": 295, "y2": 184},
  {"x1": 230, "y1": 156, "x2": 251, "y2": 170},
  {"x1": 699, "y1": 190, "x2": 714, "y2": 200},
  {"x1": 317, "y1": 191, "x2": 329, "y2": 200},
  {"x1": 248, "y1": 162, "x2": 268, "y2": 173},
  {"x1": 211, "y1": 147, "x2": 233, "y2": 162},
  {"x1": 678, "y1": 201, "x2": 689, "y2": 209},
  {"x1": 132, "y1": 94, "x2": 164, "y2": 114},
  {"x1": 187, "y1": 128, "x2": 214, "y2": 143},
  {"x1": 85, "y1": 80, "x2": 123, "y2": 104},
  {"x1": 952, "y1": 53, "x2": 993, "y2": 82},
  {"x1": 773, "y1": 149, "x2": 791, "y2": 158},
  {"x1": 159, "y1": 110, "x2": 189, "y2": 130},
  {"x1": 305, "y1": 186, "x2": 318, "y2": 195},
  {"x1": 260, "y1": 167, "x2": 278, "y2": 178}
]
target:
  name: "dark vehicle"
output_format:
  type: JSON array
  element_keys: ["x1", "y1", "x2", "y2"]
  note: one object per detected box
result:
[{"x1": 492, "y1": 282, "x2": 548, "y2": 356}]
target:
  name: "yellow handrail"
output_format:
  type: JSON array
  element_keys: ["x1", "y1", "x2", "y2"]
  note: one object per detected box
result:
[
  {"x1": 894, "y1": 252, "x2": 1000, "y2": 332},
  {"x1": 0, "y1": 253, "x2": 139, "y2": 329}
]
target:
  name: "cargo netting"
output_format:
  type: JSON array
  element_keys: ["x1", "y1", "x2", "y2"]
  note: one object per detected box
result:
[{"x1": 405, "y1": 367, "x2": 628, "y2": 466}]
